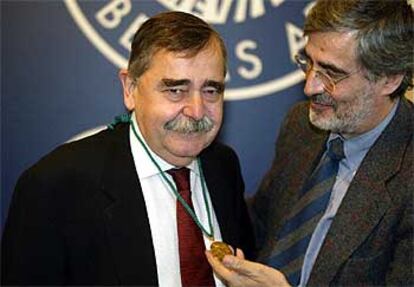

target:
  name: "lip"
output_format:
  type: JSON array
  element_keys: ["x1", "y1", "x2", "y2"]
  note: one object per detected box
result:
[{"x1": 310, "y1": 101, "x2": 334, "y2": 111}]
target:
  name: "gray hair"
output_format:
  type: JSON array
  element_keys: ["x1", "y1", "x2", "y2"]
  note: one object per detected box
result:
[{"x1": 304, "y1": 0, "x2": 413, "y2": 98}]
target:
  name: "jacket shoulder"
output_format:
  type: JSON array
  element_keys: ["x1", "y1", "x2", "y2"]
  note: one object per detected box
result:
[{"x1": 18, "y1": 123, "x2": 129, "y2": 186}]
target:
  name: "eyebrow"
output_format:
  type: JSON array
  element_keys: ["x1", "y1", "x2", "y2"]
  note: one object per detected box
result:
[
  {"x1": 303, "y1": 49, "x2": 349, "y2": 75},
  {"x1": 160, "y1": 79, "x2": 191, "y2": 87},
  {"x1": 159, "y1": 79, "x2": 225, "y2": 93},
  {"x1": 202, "y1": 80, "x2": 225, "y2": 93}
]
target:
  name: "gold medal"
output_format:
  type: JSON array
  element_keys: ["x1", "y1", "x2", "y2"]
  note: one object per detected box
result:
[{"x1": 210, "y1": 241, "x2": 233, "y2": 261}]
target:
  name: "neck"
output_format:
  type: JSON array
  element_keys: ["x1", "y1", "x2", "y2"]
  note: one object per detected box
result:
[{"x1": 164, "y1": 155, "x2": 195, "y2": 168}]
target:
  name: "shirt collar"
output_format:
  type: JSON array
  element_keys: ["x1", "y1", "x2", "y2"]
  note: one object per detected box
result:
[
  {"x1": 328, "y1": 98, "x2": 400, "y2": 169},
  {"x1": 129, "y1": 112, "x2": 198, "y2": 179}
]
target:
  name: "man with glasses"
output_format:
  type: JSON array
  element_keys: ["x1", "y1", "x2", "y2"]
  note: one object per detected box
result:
[{"x1": 207, "y1": 0, "x2": 413, "y2": 286}]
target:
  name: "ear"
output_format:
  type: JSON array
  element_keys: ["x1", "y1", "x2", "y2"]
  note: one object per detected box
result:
[
  {"x1": 378, "y1": 74, "x2": 404, "y2": 97},
  {"x1": 119, "y1": 69, "x2": 136, "y2": 111}
]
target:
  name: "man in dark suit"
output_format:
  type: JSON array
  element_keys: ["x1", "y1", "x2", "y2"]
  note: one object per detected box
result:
[
  {"x1": 206, "y1": 0, "x2": 413, "y2": 286},
  {"x1": 1, "y1": 11, "x2": 254, "y2": 286}
]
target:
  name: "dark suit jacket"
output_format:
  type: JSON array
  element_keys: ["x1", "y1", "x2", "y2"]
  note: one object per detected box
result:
[
  {"x1": 1, "y1": 123, "x2": 255, "y2": 285},
  {"x1": 252, "y1": 98, "x2": 413, "y2": 286}
]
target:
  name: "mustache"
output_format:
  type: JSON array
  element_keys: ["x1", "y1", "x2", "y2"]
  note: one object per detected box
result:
[
  {"x1": 164, "y1": 115, "x2": 214, "y2": 134},
  {"x1": 310, "y1": 93, "x2": 336, "y2": 107}
]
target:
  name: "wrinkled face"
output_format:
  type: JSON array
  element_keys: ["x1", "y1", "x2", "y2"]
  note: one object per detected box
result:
[
  {"x1": 120, "y1": 41, "x2": 225, "y2": 166},
  {"x1": 303, "y1": 32, "x2": 397, "y2": 138}
]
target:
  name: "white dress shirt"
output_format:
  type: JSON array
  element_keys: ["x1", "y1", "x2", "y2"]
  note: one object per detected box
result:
[{"x1": 129, "y1": 113, "x2": 225, "y2": 287}]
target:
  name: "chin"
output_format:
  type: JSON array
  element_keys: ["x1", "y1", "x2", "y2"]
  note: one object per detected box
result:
[
  {"x1": 310, "y1": 111, "x2": 336, "y2": 131},
  {"x1": 310, "y1": 113, "x2": 355, "y2": 134},
  {"x1": 169, "y1": 140, "x2": 210, "y2": 158}
]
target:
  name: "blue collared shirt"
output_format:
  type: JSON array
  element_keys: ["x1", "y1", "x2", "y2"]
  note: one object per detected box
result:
[{"x1": 299, "y1": 99, "x2": 400, "y2": 286}]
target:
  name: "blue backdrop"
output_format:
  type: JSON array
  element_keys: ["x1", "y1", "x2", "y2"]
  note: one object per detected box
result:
[{"x1": 1, "y1": 0, "x2": 311, "y2": 230}]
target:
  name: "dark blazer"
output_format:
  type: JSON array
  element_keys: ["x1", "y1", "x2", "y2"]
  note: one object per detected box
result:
[
  {"x1": 1, "y1": 123, "x2": 254, "y2": 286},
  {"x1": 252, "y1": 98, "x2": 413, "y2": 286}
]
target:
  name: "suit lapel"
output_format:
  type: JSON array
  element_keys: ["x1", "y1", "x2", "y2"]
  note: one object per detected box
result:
[
  {"x1": 280, "y1": 126, "x2": 328, "y2": 224},
  {"x1": 99, "y1": 125, "x2": 158, "y2": 285},
  {"x1": 310, "y1": 173, "x2": 391, "y2": 285},
  {"x1": 310, "y1": 99, "x2": 413, "y2": 285},
  {"x1": 257, "y1": 106, "x2": 329, "y2": 261},
  {"x1": 293, "y1": 129, "x2": 328, "y2": 200}
]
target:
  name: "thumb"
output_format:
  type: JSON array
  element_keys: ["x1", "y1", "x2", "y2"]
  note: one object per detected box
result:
[
  {"x1": 235, "y1": 248, "x2": 245, "y2": 259},
  {"x1": 222, "y1": 255, "x2": 255, "y2": 276}
]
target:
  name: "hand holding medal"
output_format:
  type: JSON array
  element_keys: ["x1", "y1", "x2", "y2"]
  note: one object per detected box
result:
[{"x1": 210, "y1": 241, "x2": 233, "y2": 261}]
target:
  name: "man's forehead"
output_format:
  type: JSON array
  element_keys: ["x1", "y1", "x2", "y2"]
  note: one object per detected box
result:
[{"x1": 305, "y1": 31, "x2": 359, "y2": 70}]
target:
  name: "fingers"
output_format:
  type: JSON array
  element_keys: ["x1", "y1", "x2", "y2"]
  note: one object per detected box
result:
[
  {"x1": 222, "y1": 257, "x2": 291, "y2": 287},
  {"x1": 208, "y1": 247, "x2": 254, "y2": 277},
  {"x1": 206, "y1": 250, "x2": 254, "y2": 287},
  {"x1": 205, "y1": 250, "x2": 233, "y2": 281},
  {"x1": 207, "y1": 248, "x2": 292, "y2": 287},
  {"x1": 206, "y1": 250, "x2": 291, "y2": 287}
]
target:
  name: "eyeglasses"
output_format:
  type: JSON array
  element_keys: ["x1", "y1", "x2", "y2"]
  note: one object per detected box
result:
[{"x1": 294, "y1": 53, "x2": 360, "y2": 94}]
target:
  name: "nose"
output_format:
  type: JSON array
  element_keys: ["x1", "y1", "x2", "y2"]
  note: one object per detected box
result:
[
  {"x1": 303, "y1": 70, "x2": 324, "y2": 98},
  {"x1": 182, "y1": 93, "x2": 204, "y2": 120}
]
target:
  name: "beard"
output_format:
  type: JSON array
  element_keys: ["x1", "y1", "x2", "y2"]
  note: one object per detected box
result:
[
  {"x1": 164, "y1": 114, "x2": 214, "y2": 134},
  {"x1": 309, "y1": 90, "x2": 375, "y2": 135}
]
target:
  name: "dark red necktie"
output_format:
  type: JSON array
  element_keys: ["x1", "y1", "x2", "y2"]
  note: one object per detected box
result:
[{"x1": 167, "y1": 168, "x2": 215, "y2": 287}]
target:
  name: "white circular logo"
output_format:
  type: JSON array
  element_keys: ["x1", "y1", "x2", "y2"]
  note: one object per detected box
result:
[{"x1": 64, "y1": 0, "x2": 313, "y2": 101}]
